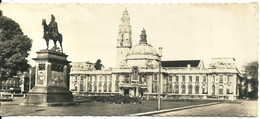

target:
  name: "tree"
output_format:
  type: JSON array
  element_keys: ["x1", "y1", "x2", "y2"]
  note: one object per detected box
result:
[
  {"x1": 94, "y1": 59, "x2": 103, "y2": 70},
  {"x1": 0, "y1": 10, "x2": 32, "y2": 81},
  {"x1": 244, "y1": 61, "x2": 258, "y2": 99}
]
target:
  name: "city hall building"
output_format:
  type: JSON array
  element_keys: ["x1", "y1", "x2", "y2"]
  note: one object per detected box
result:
[{"x1": 69, "y1": 9, "x2": 241, "y2": 100}]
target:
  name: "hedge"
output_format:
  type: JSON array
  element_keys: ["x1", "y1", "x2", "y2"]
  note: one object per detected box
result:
[{"x1": 91, "y1": 95, "x2": 142, "y2": 104}]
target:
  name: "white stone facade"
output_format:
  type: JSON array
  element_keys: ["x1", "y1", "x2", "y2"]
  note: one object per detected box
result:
[{"x1": 69, "y1": 9, "x2": 241, "y2": 100}]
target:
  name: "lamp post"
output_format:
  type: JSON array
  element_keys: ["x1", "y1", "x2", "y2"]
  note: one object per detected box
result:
[{"x1": 158, "y1": 47, "x2": 162, "y2": 110}]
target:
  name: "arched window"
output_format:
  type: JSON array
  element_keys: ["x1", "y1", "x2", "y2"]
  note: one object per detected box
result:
[
  {"x1": 174, "y1": 85, "x2": 179, "y2": 94},
  {"x1": 188, "y1": 85, "x2": 192, "y2": 94},
  {"x1": 195, "y1": 85, "x2": 199, "y2": 94},
  {"x1": 181, "y1": 85, "x2": 186, "y2": 94},
  {"x1": 103, "y1": 83, "x2": 107, "y2": 92},
  {"x1": 133, "y1": 70, "x2": 139, "y2": 82}
]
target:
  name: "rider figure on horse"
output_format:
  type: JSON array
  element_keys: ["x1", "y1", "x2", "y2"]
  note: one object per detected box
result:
[
  {"x1": 42, "y1": 14, "x2": 63, "y2": 52},
  {"x1": 48, "y1": 14, "x2": 58, "y2": 38}
]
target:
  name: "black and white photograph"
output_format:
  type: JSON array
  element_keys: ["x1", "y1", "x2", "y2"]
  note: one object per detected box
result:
[{"x1": 0, "y1": 0, "x2": 258, "y2": 117}]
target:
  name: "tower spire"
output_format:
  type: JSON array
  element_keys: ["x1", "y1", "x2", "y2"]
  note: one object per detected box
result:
[
  {"x1": 117, "y1": 8, "x2": 132, "y2": 48},
  {"x1": 116, "y1": 9, "x2": 132, "y2": 67}
]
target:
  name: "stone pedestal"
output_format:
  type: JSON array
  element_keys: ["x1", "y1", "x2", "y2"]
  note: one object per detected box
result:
[{"x1": 22, "y1": 50, "x2": 75, "y2": 106}]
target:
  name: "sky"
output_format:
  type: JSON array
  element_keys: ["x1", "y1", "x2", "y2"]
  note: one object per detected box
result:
[{"x1": 0, "y1": 3, "x2": 258, "y2": 70}]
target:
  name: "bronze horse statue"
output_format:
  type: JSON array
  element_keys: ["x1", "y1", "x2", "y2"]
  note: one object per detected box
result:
[{"x1": 42, "y1": 19, "x2": 63, "y2": 52}]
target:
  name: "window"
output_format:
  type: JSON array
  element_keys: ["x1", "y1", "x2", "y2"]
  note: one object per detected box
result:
[
  {"x1": 212, "y1": 85, "x2": 215, "y2": 95},
  {"x1": 103, "y1": 83, "x2": 107, "y2": 92},
  {"x1": 154, "y1": 74, "x2": 157, "y2": 81},
  {"x1": 188, "y1": 85, "x2": 192, "y2": 94},
  {"x1": 105, "y1": 76, "x2": 107, "y2": 82},
  {"x1": 80, "y1": 82, "x2": 84, "y2": 91},
  {"x1": 75, "y1": 76, "x2": 78, "y2": 81},
  {"x1": 168, "y1": 84, "x2": 172, "y2": 93},
  {"x1": 196, "y1": 76, "x2": 199, "y2": 83},
  {"x1": 95, "y1": 76, "x2": 97, "y2": 82},
  {"x1": 88, "y1": 83, "x2": 92, "y2": 92},
  {"x1": 169, "y1": 76, "x2": 172, "y2": 82},
  {"x1": 182, "y1": 76, "x2": 185, "y2": 82},
  {"x1": 98, "y1": 82, "x2": 102, "y2": 92},
  {"x1": 226, "y1": 88, "x2": 230, "y2": 94},
  {"x1": 109, "y1": 84, "x2": 112, "y2": 92},
  {"x1": 153, "y1": 85, "x2": 158, "y2": 93},
  {"x1": 115, "y1": 83, "x2": 119, "y2": 92},
  {"x1": 80, "y1": 76, "x2": 84, "y2": 80},
  {"x1": 181, "y1": 85, "x2": 186, "y2": 94},
  {"x1": 189, "y1": 76, "x2": 192, "y2": 82},
  {"x1": 94, "y1": 84, "x2": 97, "y2": 92},
  {"x1": 74, "y1": 86, "x2": 77, "y2": 91},
  {"x1": 116, "y1": 75, "x2": 119, "y2": 83},
  {"x1": 89, "y1": 76, "x2": 92, "y2": 82},
  {"x1": 219, "y1": 85, "x2": 223, "y2": 94},
  {"x1": 213, "y1": 76, "x2": 215, "y2": 82},
  {"x1": 175, "y1": 76, "x2": 179, "y2": 82},
  {"x1": 219, "y1": 75, "x2": 223, "y2": 83},
  {"x1": 175, "y1": 85, "x2": 179, "y2": 94},
  {"x1": 203, "y1": 76, "x2": 206, "y2": 82},
  {"x1": 195, "y1": 85, "x2": 199, "y2": 94},
  {"x1": 202, "y1": 87, "x2": 206, "y2": 93},
  {"x1": 133, "y1": 70, "x2": 138, "y2": 81}
]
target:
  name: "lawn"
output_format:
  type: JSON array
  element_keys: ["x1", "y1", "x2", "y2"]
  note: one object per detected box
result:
[{"x1": 1, "y1": 97, "x2": 219, "y2": 116}]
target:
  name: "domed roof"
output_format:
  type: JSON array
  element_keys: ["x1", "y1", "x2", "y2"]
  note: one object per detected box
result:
[
  {"x1": 131, "y1": 43, "x2": 158, "y2": 56},
  {"x1": 130, "y1": 28, "x2": 158, "y2": 56},
  {"x1": 125, "y1": 28, "x2": 160, "y2": 68}
]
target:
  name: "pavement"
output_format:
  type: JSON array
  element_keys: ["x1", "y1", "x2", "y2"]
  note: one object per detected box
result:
[
  {"x1": 152, "y1": 100, "x2": 258, "y2": 117},
  {"x1": 129, "y1": 102, "x2": 221, "y2": 116}
]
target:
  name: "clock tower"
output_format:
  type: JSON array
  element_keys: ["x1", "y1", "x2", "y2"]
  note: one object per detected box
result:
[{"x1": 116, "y1": 9, "x2": 132, "y2": 67}]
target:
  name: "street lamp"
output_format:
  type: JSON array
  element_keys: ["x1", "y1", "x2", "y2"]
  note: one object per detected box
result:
[{"x1": 158, "y1": 47, "x2": 162, "y2": 110}]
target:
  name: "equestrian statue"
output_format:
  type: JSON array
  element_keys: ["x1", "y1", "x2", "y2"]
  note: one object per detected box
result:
[{"x1": 42, "y1": 14, "x2": 63, "y2": 52}]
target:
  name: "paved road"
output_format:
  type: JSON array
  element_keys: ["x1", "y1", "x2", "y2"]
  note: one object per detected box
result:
[{"x1": 153, "y1": 100, "x2": 258, "y2": 117}]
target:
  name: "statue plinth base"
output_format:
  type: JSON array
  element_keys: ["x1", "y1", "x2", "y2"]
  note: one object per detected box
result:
[{"x1": 22, "y1": 49, "x2": 76, "y2": 106}]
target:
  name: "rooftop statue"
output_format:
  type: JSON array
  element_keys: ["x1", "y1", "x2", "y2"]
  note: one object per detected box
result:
[{"x1": 42, "y1": 14, "x2": 63, "y2": 52}]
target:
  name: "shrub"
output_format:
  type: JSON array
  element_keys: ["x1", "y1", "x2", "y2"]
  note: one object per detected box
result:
[{"x1": 92, "y1": 95, "x2": 142, "y2": 104}]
